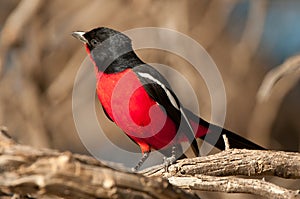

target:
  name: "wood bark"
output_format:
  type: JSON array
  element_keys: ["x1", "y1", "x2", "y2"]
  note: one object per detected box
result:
[{"x1": 0, "y1": 128, "x2": 299, "y2": 199}]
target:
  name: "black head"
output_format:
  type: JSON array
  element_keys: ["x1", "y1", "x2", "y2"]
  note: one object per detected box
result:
[
  {"x1": 72, "y1": 27, "x2": 132, "y2": 52},
  {"x1": 72, "y1": 27, "x2": 143, "y2": 73}
]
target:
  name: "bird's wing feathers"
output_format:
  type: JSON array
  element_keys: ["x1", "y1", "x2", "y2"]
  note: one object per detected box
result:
[{"x1": 133, "y1": 65, "x2": 199, "y2": 156}]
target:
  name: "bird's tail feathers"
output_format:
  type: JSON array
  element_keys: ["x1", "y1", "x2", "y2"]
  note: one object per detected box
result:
[{"x1": 183, "y1": 108, "x2": 265, "y2": 150}]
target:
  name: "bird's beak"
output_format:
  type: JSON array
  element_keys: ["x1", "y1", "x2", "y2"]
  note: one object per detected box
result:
[{"x1": 72, "y1": 31, "x2": 88, "y2": 43}]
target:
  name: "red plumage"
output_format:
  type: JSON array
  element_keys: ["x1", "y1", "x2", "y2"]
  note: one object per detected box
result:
[{"x1": 72, "y1": 27, "x2": 265, "y2": 170}]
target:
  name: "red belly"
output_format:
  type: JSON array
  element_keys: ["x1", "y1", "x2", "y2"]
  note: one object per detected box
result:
[{"x1": 96, "y1": 69, "x2": 177, "y2": 151}]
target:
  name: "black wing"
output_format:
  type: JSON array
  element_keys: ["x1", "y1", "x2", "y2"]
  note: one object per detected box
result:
[{"x1": 133, "y1": 64, "x2": 199, "y2": 157}]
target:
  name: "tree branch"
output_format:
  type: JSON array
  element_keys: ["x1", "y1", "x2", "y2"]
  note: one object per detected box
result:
[
  {"x1": 169, "y1": 175, "x2": 299, "y2": 199},
  {"x1": 142, "y1": 149, "x2": 300, "y2": 179},
  {"x1": 0, "y1": 128, "x2": 198, "y2": 199},
  {"x1": 0, "y1": 127, "x2": 299, "y2": 199}
]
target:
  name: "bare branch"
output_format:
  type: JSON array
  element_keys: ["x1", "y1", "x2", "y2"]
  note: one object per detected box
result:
[
  {"x1": 0, "y1": 0, "x2": 42, "y2": 75},
  {"x1": 0, "y1": 129, "x2": 299, "y2": 198},
  {"x1": 142, "y1": 149, "x2": 300, "y2": 179},
  {"x1": 230, "y1": 1, "x2": 268, "y2": 77},
  {"x1": 169, "y1": 175, "x2": 300, "y2": 199},
  {"x1": 257, "y1": 54, "x2": 300, "y2": 102},
  {"x1": 0, "y1": 130, "x2": 198, "y2": 199},
  {"x1": 248, "y1": 54, "x2": 300, "y2": 147}
]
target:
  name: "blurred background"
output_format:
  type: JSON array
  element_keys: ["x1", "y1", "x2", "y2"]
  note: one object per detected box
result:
[{"x1": 0, "y1": 0, "x2": 299, "y2": 198}]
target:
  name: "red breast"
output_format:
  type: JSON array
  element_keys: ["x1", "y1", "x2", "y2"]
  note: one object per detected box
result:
[{"x1": 96, "y1": 69, "x2": 178, "y2": 150}]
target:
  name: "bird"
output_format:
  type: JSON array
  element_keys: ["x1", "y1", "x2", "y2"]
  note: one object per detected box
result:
[{"x1": 72, "y1": 27, "x2": 265, "y2": 171}]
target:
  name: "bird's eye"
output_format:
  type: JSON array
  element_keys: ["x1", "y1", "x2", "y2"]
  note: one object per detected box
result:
[{"x1": 90, "y1": 39, "x2": 99, "y2": 46}]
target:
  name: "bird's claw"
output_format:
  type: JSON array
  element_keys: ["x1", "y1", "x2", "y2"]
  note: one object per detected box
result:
[
  {"x1": 132, "y1": 152, "x2": 150, "y2": 172},
  {"x1": 163, "y1": 155, "x2": 176, "y2": 167},
  {"x1": 163, "y1": 146, "x2": 177, "y2": 171}
]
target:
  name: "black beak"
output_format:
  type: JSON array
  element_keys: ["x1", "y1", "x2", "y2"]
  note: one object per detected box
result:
[{"x1": 72, "y1": 31, "x2": 88, "y2": 43}]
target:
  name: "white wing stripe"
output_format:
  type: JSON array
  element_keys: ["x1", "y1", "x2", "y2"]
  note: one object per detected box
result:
[
  {"x1": 138, "y1": 72, "x2": 196, "y2": 141},
  {"x1": 137, "y1": 72, "x2": 180, "y2": 110}
]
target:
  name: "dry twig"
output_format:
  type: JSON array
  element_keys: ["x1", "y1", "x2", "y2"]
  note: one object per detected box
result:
[
  {"x1": 248, "y1": 54, "x2": 300, "y2": 147},
  {"x1": 0, "y1": 0, "x2": 42, "y2": 75}
]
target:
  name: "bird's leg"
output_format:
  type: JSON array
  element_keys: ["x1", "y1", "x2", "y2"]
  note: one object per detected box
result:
[
  {"x1": 132, "y1": 152, "x2": 149, "y2": 172},
  {"x1": 163, "y1": 146, "x2": 177, "y2": 171}
]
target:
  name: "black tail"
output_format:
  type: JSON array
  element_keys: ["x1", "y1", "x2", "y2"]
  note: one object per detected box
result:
[
  {"x1": 201, "y1": 123, "x2": 266, "y2": 150},
  {"x1": 183, "y1": 108, "x2": 266, "y2": 150}
]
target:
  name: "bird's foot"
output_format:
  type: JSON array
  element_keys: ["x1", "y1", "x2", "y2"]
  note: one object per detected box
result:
[
  {"x1": 163, "y1": 155, "x2": 176, "y2": 167},
  {"x1": 131, "y1": 152, "x2": 149, "y2": 172},
  {"x1": 163, "y1": 146, "x2": 176, "y2": 172}
]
